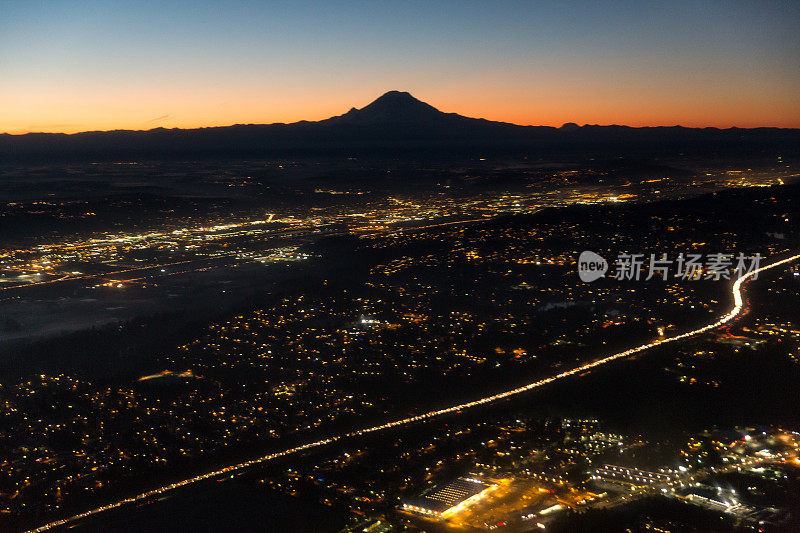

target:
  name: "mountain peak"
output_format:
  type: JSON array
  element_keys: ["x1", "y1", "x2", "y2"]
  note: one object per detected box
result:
[
  {"x1": 325, "y1": 90, "x2": 446, "y2": 126},
  {"x1": 360, "y1": 90, "x2": 439, "y2": 115},
  {"x1": 372, "y1": 90, "x2": 419, "y2": 103}
]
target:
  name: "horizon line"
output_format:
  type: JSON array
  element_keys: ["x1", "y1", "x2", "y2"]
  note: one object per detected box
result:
[
  {"x1": 5, "y1": 120, "x2": 799, "y2": 137},
  {"x1": 4, "y1": 91, "x2": 800, "y2": 135}
]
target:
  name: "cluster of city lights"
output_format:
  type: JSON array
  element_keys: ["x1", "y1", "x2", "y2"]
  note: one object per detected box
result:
[{"x1": 26, "y1": 252, "x2": 800, "y2": 533}]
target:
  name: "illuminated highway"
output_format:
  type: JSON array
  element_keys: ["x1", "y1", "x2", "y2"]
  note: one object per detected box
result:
[
  {"x1": 0, "y1": 215, "x2": 484, "y2": 294},
  {"x1": 359, "y1": 216, "x2": 491, "y2": 237},
  {"x1": 0, "y1": 259, "x2": 199, "y2": 291},
  {"x1": 26, "y1": 252, "x2": 800, "y2": 532}
]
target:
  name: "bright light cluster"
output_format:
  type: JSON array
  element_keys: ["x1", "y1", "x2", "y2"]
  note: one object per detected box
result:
[{"x1": 26, "y1": 252, "x2": 800, "y2": 533}]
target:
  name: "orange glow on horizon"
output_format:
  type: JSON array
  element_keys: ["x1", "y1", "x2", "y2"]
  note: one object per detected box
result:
[
  {"x1": 4, "y1": 2, "x2": 799, "y2": 135},
  {"x1": 3, "y1": 86, "x2": 799, "y2": 134}
]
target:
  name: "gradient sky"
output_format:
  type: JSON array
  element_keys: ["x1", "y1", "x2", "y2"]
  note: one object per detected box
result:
[{"x1": 2, "y1": 0, "x2": 799, "y2": 133}]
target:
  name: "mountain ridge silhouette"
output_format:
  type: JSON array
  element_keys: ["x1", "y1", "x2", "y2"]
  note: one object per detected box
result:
[{"x1": 2, "y1": 90, "x2": 798, "y2": 160}]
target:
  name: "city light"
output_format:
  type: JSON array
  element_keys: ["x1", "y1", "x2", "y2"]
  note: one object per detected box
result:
[{"x1": 25, "y1": 252, "x2": 800, "y2": 533}]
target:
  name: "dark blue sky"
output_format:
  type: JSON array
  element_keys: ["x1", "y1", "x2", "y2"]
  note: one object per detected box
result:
[{"x1": 2, "y1": 0, "x2": 798, "y2": 132}]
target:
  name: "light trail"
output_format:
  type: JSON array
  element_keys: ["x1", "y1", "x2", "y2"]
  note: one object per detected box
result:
[
  {"x1": 0, "y1": 260, "x2": 198, "y2": 291},
  {"x1": 3, "y1": 214, "x2": 497, "y2": 293},
  {"x1": 358, "y1": 216, "x2": 491, "y2": 237},
  {"x1": 26, "y1": 251, "x2": 800, "y2": 532},
  {"x1": 0, "y1": 253, "x2": 249, "y2": 293}
]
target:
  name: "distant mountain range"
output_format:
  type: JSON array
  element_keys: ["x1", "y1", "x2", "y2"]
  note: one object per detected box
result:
[{"x1": 2, "y1": 91, "x2": 798, "y2": 160}]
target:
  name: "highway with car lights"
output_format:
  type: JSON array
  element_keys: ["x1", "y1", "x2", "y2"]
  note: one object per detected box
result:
[{"x1": 26, "y1": 252, "x2": 800, "y2": 532}]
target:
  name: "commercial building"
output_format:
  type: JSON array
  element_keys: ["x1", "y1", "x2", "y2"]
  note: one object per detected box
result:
[{"x1": 401, "y1": 477, "x2": 496, "y2": 518}]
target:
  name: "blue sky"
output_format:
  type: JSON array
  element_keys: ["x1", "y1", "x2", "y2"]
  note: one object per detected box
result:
[{"x1": 2, "y1": 0, "x2": 798, "y2": 132}]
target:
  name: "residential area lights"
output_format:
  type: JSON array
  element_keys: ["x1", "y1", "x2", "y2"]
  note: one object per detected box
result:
[{"x1": 26, "y1": 252, "x2": 800, "y2": 533}]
